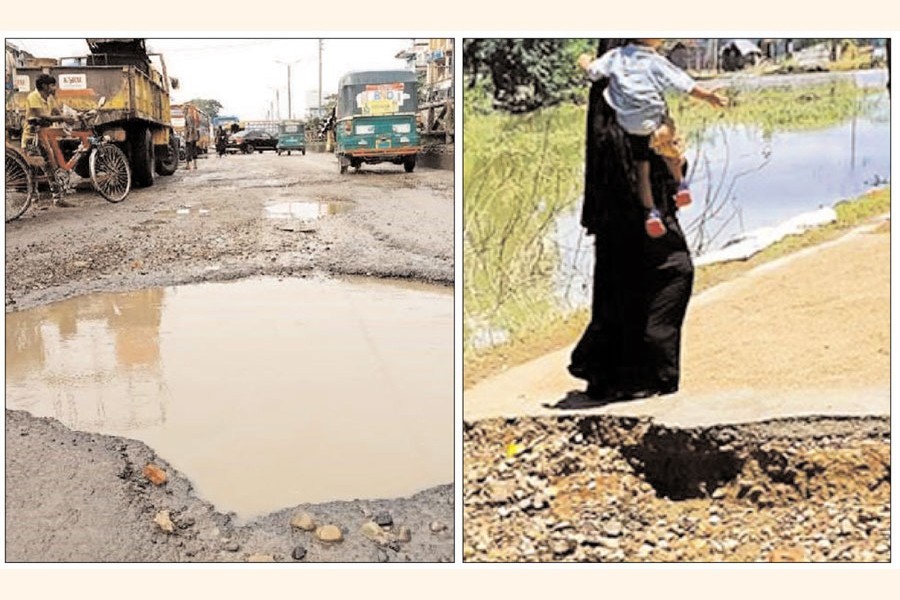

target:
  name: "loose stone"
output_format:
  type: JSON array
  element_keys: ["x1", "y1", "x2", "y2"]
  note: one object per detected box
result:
[
  {"x1": 430, "y1": 521, "x2": 448, "y2": 533},
  {"x1": 154, "y1": 510, "x2": 175, "y2": 534},
  {"x1": 373, "y1": 512, "x2": 393, "y2": 527},
  {"x1": 290, "y1": 512, "x2": 316, "y2": 531},
  {"x1": 603, "y1": 520, "x2": 624, "y2": 538},
  {"x1": 551, "y1": 538, "x2": 576, "y2": 556},
  {"x1": 361, "y1": 521, "x2": 388, "y2": 543},
  {"x1": 143, "y1": 464, "x2": 167, "y2": 486},
  {"x1": 247, "y1": 554, "x2": 275, "y2": 562},
  {"x1": 316, "y1": 525, "x2": 343, "y2": 543},
  {"x1": 397, "y1": 526, "x2": 412, "y2": 543}
]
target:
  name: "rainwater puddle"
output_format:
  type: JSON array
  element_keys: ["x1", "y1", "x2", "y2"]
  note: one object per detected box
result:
[
  {"x1": 6, "y1": 277, "x2": 453, "y2": 521},
  {"x1": 264, "y1": 200, "x2": 351, "y2": 220},
  {"x1": 176, "y1": 207, "x2": 210, "y2": 216}
]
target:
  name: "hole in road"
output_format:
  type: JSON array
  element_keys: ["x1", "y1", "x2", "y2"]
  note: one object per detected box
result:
[
  {"x1": 5, "y1": 277, "x2": 453, "y2": 521},
  {"x1": 264, "y1": 200, "x2": 351, "y2": 220}
]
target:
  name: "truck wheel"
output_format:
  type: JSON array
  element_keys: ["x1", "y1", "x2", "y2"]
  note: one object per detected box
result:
[
  {"x1": 155, "y1": 133, "x2": 179, "y2": 176},
  {"x1": 301, "y1": 148, "x2": 306, "y2": 156},
  {"x1": 403, "y1": 156, "x2": 416, "y2": 173},
  {"x1": 130, "y1": 127, "x2": 155, "y2": 187}
]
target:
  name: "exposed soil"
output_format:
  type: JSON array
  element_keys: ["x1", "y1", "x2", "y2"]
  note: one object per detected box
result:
[
  {"x1": 463, "y1": 220, "x2": 890, "y2": 562},
  {"x1": 464, "y1": 416, "x2": 890, "y2": 562},
  {"x1": 5, "y1": 151, "x2": 454, "y2": 562}
]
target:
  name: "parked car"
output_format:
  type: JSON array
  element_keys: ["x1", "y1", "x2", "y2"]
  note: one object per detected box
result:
[{"x1": 228, "y1": 129, "x2": 278, "y2": 154}]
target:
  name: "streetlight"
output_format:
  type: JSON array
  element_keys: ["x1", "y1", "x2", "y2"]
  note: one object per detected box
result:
[
  {"x1": 275, "y1": 58, "x2": 303, "y2": 120},
  {"x1": 268, "y1": 87, "x2": 281, "y2": 120}
]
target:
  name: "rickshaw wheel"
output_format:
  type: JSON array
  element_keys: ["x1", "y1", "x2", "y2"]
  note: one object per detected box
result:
[
  {"x1": 5, "y1": 148, "x2": 35, "y2": 222},
  {"x1": 90, "y1": 145, "x2": 132, "y2": 203}
]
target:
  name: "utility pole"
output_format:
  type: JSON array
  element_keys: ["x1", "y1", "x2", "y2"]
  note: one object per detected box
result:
[
  {"x1": 270, "y1": 88, "x2": 281, "y2": 121},
  {"x1": 318, "y1": 40, "x2": 323, "y2": 118},
  {"x1": 276, "y1": 59, "x2": 303, "y2": 120}
]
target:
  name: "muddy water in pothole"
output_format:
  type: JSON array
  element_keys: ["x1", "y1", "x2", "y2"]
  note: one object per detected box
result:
[
  {"x1": 264, "y1": 199, "x2": 350, "y2": 220},
  {"x1": 6, "y1": 277, "x2": 453, "y2": 520}
]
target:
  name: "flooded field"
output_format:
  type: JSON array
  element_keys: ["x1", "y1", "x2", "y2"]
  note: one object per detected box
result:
[
  {"x1": 465, "y1": 72, "x2": 890, "y2": 348},
  {"x1": 6, "y1": 276, "x2": 453, "y2": 521}
]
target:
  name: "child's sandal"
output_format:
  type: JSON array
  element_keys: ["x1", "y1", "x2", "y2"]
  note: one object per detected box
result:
[
  {"x1": 645, "y1": 208, "x2": 666, "y2": 238},
  {"x1": 675, "y1": 182, "x2": 692, "y2": 208}
]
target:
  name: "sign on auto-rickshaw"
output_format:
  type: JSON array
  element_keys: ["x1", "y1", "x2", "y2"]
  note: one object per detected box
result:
[{"x1": 358, "y1": 83, "x2": 411, "y2": 116}]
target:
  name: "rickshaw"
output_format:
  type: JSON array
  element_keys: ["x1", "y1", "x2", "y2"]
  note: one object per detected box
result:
[
  {"x1": 334, "y1": 70, "x2": 421, "y2": 174},
  {"x1": 5, "y1": 97, "x2": 132, "y2": 222},
  {"x1": 276, "y1": 120, "x2": 306, "y2": 156}
]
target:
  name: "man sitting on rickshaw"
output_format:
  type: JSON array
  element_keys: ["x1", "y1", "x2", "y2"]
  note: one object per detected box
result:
[{"x1": 23, "y1": 74, "x2": 77, "y2": 207}]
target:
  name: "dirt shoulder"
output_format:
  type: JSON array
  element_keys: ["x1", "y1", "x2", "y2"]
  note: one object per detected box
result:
[
  {"x1": 5, "y1": 152, "x2": 454, "y2": 562},
  {"x1": 464, "y1": 217, "x2": 889, "y2": 425}
]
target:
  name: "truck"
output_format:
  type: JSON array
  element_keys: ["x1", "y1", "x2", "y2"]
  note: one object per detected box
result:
[{"x1": 6, "y1": 38, "x2": 178, "y2": 187}]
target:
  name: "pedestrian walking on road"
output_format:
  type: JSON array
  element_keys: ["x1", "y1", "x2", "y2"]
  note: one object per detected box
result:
[
  {"x1": 183, "y1": 104, "x2": 199, "y2": 170},
  {"x1": 215, "y1": 126, "x2": 227, "y2": 157},
  {"x1": 568, "y1": 38, "x2": 695, "y2": 402}
]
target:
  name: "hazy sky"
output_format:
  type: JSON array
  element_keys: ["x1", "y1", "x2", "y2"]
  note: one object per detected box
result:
[{"x1": 8, "y1": 38, "x2": 415, "y2": 119}]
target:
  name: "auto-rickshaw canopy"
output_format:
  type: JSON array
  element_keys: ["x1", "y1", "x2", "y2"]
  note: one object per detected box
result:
[
  {"x1": 336, "y1": 70, "x2": 418, "y2": 119},
  {"x1": 279, "y1": 120, "x2": 305, "y2": 134}
]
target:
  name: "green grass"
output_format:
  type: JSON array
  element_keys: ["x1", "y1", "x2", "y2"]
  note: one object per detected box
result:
[
  {"x1": 463, "y1": 103, "x2": 585, "y2": 350},
  {"x1": 669, "y1": 80, "x2": 879, "y2": 140},
  {"x1": 463, "y1": 77, "x2": 887, "y2": 382}
]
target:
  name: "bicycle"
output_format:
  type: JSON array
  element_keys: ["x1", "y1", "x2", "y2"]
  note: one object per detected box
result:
[{"x1": 6, "y1": 97, "x2": 132, "y2": 223}]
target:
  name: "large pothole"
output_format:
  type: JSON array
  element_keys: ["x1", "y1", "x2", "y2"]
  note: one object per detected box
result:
[
  {"x1": 464, "y1": 415, "x2": 890, "y2": 562},
  {"x1": 6, "y1": 276, "x2": 453, "y2": 521}
]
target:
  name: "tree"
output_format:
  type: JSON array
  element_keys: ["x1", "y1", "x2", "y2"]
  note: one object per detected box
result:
[
  {"x1": 464, "y1": 39, "x2": 594, "y2": 113},
  {"x1": 305, "y1": 93, "x2": 337, "y2": 140},
  {"x1": 187, "y1": 98, "x2": 223, "y2": 118}
]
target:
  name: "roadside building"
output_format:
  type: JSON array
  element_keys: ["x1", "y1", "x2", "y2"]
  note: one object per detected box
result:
[
  {"x1": 395, "y1": 39, "x2": 454, "y2": 142},
  {"x1": 720, "y1": 39, "x2": 764, "y2": 71}
]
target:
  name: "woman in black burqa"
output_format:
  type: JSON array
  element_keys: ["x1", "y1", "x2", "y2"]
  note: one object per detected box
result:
[{"x1": 567, "y1": 39, "x2": 694, "y2": 401}]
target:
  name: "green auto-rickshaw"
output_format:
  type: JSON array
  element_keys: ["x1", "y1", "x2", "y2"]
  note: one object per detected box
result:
[
  {"x1": 276, "y1": 120, "x2": 306, "y2": 156},
  {"x1": 334, "y1": 70, "x2": 420, "y2": 174}
]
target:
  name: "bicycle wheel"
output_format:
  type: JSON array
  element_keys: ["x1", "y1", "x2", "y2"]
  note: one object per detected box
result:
[
  {"x1": 5, "y1": 148, "x2": 34, "y2": 222},
  {"x1": 90, "y1": 144, "x2": 131, "y2": 203}
]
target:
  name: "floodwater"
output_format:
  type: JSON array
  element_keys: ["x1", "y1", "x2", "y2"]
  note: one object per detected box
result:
[
  {"x1": 6, "y1": 277, "x2": 453, "y2": 521},
  {"x1": 555, "y1": 80, "x2": 890, "y2": 309}
]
